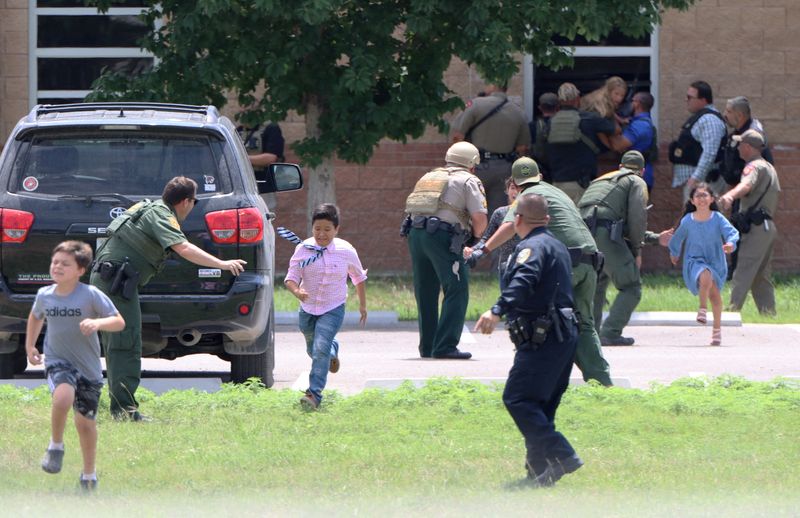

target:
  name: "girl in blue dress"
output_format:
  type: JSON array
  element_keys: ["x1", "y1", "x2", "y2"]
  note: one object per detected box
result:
[{"x1": 668, "y1": 183, "x2": 739, "y2": 346}]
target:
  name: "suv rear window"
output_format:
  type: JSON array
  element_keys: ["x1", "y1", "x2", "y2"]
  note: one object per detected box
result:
[{"x1": 9, "y1": 130, "x2": 233, "y2": 196}]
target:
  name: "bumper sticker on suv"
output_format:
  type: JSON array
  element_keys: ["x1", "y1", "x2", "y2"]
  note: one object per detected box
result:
[
  {"x1": 198, "y1": 268, "x2": 221, "y2": 278},
  {"x1": 17, "y1": 273, "x2": 52, "y2": 284}
]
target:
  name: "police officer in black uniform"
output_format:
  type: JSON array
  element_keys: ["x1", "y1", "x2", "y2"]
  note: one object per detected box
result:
[{"x1": 475, "y1": 193, "x2": 583, "y2": 488}]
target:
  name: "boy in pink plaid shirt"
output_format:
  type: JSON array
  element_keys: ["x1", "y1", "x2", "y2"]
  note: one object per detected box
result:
[{"x1": 284, "y1": 204, "x2": 367, "y2": 410}]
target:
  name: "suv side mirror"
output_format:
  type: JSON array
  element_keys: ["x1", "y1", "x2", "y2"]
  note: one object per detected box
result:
[{"x1": 257, "y1": 163, "x2": 303, "y2": 194}]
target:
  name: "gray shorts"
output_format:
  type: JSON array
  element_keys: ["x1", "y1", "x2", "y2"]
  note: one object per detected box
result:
[{"x1": 45, "y1": 362, "x2": 103, "y2": 420}]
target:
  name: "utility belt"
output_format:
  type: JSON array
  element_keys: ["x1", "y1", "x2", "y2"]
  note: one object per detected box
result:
[
  {"x1": 92, "y1": 257, "x2": 140, "y2": 301},
  {"x1": 411, "y1": 215, "x2": 459, "y2": 234},
  {"x1": 568, "y1": 247, "x2": 604, "y2": 272},
  {"x1": 408, "y1": 216, "x2": 470, "y2": 254},
  {"x1": 507, "y1": 307, "x2": 577, "y2": 351},
  {"x1": 730, "y1": 207, "x2": 772, "y2": 234},
  {"x1": 478, "y1": 150, "x2": 516, "y2": 161},
  {"x1": 584, "y1": 216, "x2": 625, "y2": 244}
]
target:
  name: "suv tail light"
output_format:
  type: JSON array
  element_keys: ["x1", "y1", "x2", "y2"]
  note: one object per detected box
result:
[
  {"x1": 205, "y1": 208, "x2": 264, "y2": 244},
  {"x1": 0, "y1": 208, "x2": 35, "y2": 243}
]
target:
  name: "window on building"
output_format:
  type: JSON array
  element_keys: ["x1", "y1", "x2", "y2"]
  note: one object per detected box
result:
[
  {"x1": 524, "y1": 28, "x2": 659, "y2": 125},
  {"x1": 30, "y1": 2, "x2": 154, "y2": 106}
]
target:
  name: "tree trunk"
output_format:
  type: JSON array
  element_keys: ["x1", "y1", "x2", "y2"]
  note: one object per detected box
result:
[{"x1": 304, "y1": 96, "x2": 336, "y2": 234}]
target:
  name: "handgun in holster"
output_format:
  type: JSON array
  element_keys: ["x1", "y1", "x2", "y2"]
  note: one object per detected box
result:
[
  {"x1": 449, "y1": 225, "x2": 467, "y2": 254},
  {"x1": 109, "y1": 257, "x2": 140, "y2": 300},
  {"x1": 608, "y1": 220, "x2": 625, "y2": 244}
]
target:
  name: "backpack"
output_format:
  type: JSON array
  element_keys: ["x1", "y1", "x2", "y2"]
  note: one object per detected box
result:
[{"x1": 643, "y1": 120, "x2": 659, "y2": 164}]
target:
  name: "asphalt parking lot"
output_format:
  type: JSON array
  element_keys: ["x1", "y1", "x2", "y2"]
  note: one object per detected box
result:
[{"x1": 7, "y1": 317, "x2": 798, "y2": 395}]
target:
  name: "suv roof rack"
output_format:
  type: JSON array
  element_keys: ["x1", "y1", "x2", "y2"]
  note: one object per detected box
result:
[{"x1": 34, "y1": 102, "x2": 217, "y2": 119}]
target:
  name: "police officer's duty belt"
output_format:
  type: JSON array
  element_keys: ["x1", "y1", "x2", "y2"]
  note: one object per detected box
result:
[
  {"x1": 568, "y1": 248, "x2": 604, "y2": 272},
  {"x1": 479, "y1": 150, "x2": 513, "y2": 160},
  {"x1": 411, "y1": 216, "x2": 458, "y2": 234}
]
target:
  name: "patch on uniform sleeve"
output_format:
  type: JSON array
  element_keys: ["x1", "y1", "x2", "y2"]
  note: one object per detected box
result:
[
  {"x1": 167, "y1": 215, "x2": 181, "y2": 230},
  {"x1": 516, "y1": 248, "x2": 532, "y2": 264},
  {"x1": 742, "y1": 164, "x2": 755, "y2": 177}
]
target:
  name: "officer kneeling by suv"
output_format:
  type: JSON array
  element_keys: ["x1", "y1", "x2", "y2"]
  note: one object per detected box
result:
[
  {"x1": 90, "y1": 176, "x2": 247, "y2": 421},
  {"x1": 475, "y1": 193, "x2": 583, "y2": 488}
]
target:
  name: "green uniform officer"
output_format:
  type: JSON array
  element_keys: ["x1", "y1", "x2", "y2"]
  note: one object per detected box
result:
[
  {"x1": 403, "y1": 142, "x2": 488, "y2": 359},
  {"x1": 472, "y1": 157, "x2": 612, "y2": 386},
  {"x1": 578, "y1": 151, "x2": 649, "y2": 346},
  {"x1": 90, "y1": 177, "x2": 247, "y2": 420}
]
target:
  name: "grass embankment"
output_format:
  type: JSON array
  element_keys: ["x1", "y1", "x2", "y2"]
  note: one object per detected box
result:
[
  {"x1": 276, "y1": 273, "x2": 800, "y2": 324},
  {"x1": 1, "y1": 378, "x2": 798, "y2": 516}
]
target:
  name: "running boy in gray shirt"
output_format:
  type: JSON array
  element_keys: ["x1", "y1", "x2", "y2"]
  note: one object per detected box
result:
[{"x1": 25, "y1": 241, "x2": 124, "y2": 491}]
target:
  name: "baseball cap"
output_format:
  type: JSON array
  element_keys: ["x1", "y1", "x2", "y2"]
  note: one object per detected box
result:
[
  {"x1": 732, "y1": 128, "x2": 765, "y2": 149},
  {"x1": 511, "y1": 157, "x2": 542, "y2": 186},
  {"x1": 538, "y1": 92, "x2": 558, "y2": 108},
  {"x1": 620, "y1": 150, "x2": 645, "y2": 170}
]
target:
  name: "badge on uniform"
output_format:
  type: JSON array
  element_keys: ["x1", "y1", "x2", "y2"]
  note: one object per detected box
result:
[
  {"x1": 516, "y1": 248, "x2": 531, "y2": 264},
  {"x1": 168, "y1": 215, "x2": 180, "y2": 230}
]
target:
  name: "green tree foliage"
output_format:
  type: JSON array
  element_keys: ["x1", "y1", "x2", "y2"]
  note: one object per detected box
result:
[{"x1": 87, "y1": 0, "x2": 694, "y2": 206}]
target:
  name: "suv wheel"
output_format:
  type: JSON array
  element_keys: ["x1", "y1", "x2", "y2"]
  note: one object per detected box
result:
[{"x1": 230, "y1": 306, "x2": 275, "y2": 387}]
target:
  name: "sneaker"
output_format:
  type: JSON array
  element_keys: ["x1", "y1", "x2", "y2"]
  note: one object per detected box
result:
[
  {"x1": 41, "y1": 448, "x2": 65, "y2": 474},
  {"x1": 299, "y1": 391, "x2": 319, "y2": 411},
  {"x1": 329, "y1": 356, "x2": 340, "y2": 373},
  {"x1": 79, "y1": 476, "x2": 98, "y2": 492},
  {"x1": 600, "y1": 336, "x2": 635, "y2": 346}
]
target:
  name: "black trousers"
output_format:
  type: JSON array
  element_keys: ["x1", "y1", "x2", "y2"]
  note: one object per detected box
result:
[{"x1": 502, "y1": 328, "x2": 578, "y2": 476}]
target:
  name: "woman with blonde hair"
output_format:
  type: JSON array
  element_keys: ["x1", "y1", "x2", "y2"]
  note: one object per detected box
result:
[{"x1": 581, "y1": 76, "x2": 628, "y2": 124}]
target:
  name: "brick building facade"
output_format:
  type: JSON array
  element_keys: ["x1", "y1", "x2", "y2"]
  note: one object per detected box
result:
[{"x1": 2, "y1": 1, "x2": 798, "y2": 273}]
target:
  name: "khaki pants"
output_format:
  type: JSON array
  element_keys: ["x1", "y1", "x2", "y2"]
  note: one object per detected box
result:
[{"x1": 729, "y1": 223, "x2": 776, "y2": 314}]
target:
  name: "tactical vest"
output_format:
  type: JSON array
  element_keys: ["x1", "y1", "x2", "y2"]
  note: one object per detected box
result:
[
  {"x1": 545, "y1": 109, "x2": 600, "y2": 154},
  {"x1": 104, "y1": 199, "x2": 170, "y2": 274},
  {"x1": 405, "y1": 167, "x2": 471, "y2": 229},
  {"x1": 668, "y1": 108, "x2": 725, "y2": 166}
]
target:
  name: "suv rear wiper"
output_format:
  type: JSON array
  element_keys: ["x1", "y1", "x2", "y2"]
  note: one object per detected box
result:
[{"x1": 57, "y1": 193, "x2": 136, "y2": 207}]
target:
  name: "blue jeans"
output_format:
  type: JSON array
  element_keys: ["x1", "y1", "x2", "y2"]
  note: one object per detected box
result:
[{"x1": 298, "y1": 304, "x2": 344, "y2": 402}]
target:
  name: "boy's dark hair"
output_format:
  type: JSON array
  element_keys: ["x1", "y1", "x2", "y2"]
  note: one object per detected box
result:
[
  {"x1": 312, "y1": 203, "x2": 340, "y2": 227},
  {"x1": 162, "y1": 176, "x2": 198, "y2": 206},
  {"x1": 675, "y1": 182, "x2": 719, "y2": 229},
  {"x1": 690, "y1": 81, "x2": 713, "y2": 104},
  {"x1": 53, "y1": 240, "x2": 93, "y2": 270}
]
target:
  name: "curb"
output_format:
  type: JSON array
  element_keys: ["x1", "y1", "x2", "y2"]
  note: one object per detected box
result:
[{"x1": 277, "y1": 311, "x2": 742, "y2": 328}]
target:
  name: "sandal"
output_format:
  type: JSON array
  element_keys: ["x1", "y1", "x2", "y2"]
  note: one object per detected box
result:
[
  {"x1": 710, "y1": 328, "x2": 721, "y2": 346},
  {"x1": 696, "y1": 307, "x2": 707, "y2": 325}
]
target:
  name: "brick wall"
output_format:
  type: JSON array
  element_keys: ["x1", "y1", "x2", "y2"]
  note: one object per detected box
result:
[
  {"x1": 0, "y1": 1, "x2": 29, "y2": 141},
  {"x1": 273, "y1": 141, "x2": 800, "y2": 274}
]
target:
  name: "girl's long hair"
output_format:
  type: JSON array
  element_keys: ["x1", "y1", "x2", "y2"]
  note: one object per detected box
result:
[{"x1": 674, "y1": 182, "x2": 720, "y2": 230}]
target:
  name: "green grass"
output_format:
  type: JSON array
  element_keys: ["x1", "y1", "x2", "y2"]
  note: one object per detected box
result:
[
  {"x1": 276, "y1": 273, "x2": 800, "y2": 324},
  {"x1": 1, "y1": 378, "x2": 798, "y2": 516}
]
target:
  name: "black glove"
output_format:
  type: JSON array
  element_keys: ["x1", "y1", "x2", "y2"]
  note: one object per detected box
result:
[{"x1": 465, "y1": 248, "x2": 485, "y2": 268}]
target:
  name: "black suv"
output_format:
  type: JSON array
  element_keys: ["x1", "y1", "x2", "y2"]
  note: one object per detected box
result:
[{"x1": 0, "y1": 102, "x2": 302, "y2": 385}]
